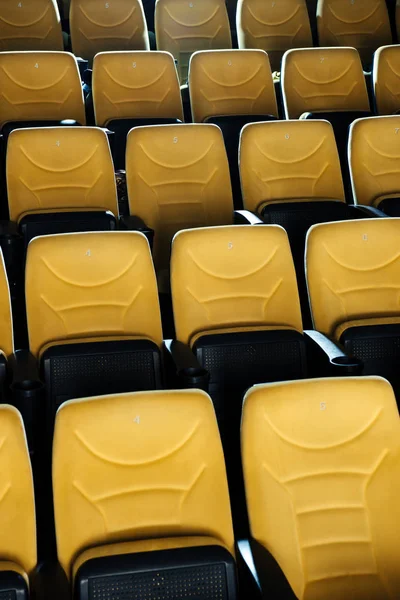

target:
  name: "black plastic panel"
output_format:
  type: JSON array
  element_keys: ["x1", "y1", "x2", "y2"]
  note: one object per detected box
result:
[
  {"x1": 0, "y1": 572, "x2": 28, "y2": 600},
  {"x1": 194, "y1": 329, "x2": 307, "y2": 427},
  {"x1": 376, "y1": 197, "x2": 400, "y2": 217},
  {"x1": 75, "y1": 546, "x2": 238, "y2": 600},
  {"x1": 20, "y1": 211, "x2": 116, "y2": 247},
  {"x1": 42, "y1": 339, "x2": 163, "y2": 420},
  {"x1": 341, "y1": 324, "x2": 400, "y2": 399}
]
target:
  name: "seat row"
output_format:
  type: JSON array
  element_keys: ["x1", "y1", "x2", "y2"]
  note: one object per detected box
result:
[
  {"x1": 2, "y1": 0, "x2": 398, "y2": 74},
  {"x1": 1, "y1": 45, "x2": 400, "y2": 172},
  {"x1": 1, "y1": 219, "x2": 399, "y2": 453},
  {"x1": 1, "y1": 116, "x2": 399, "y2": 331},
  {"x1": 1, "y1": 375, "x2": 400, "y2": 599}
]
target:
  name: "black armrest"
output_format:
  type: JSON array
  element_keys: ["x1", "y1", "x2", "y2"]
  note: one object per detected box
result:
[
  {"x1": 31, "y1": 561, "x2": 70, "y2": 600},
  {"x1": 119, "y1": 215, "x2": 154, "y2": 248},
  {"x1": 304, "y1": 330, "x2": 363, "y2": 377},
  {"x1": 163, "y1": 340, "x2": 209, "y2": 391},
  {"x1": 236, "y1": 540, "x2": 262, "y2": 598},
  {"x1": 350, "y1": 205, "x2": 387, "y2": 218},
  {"x1": 82, "y1": 68, "x2": 92, "y2": 87},
  {"x1": 234, "y1": 210, "x2": 264, "y2": 225},
  {"x1": 9, "y1": 350, "x2": 45, "y2": 452}
]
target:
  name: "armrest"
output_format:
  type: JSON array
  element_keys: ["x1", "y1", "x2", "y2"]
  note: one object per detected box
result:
[
  {"x1": 31, "y1": 561, "x2": 70, "y2": 600},
  {"x1": 350, "y1": 205, "x2": 387, "y2": 218},
  {"x1": 82, "y1": 68, "x2": 92, "y2": 87},
  {"x1": 119, "y1": 215, "x2": 154, "y2": 248},
  {"x1": 304, "y1": 330, "x2": 364, "y2": 377},
  {"x1": 234, "y1": 210, "x2": 264, "y2": 225},
  {"x1": 163, "y1": 340, "x2": 209, "y2": 391},
  {"x1": 238, "y1": 539, "x2": 296, "y2": 599},
  {"x1": 9, "y1": 350, "x2": 45, "y2": 452}
]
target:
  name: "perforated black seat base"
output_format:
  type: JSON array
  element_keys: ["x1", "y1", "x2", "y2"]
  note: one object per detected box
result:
[
  {"x1": 341, "y1": 324, "x2": 400, "y2": 399},
  {"x1": 75, "y1": 546, "x2": 238, "y2": 600},
  {"x1": 0, "y1": 571, "x2": 28, "y2": 600},
  {"x1": 42, "y1": 339, "x2": 163, "y2": 418}
]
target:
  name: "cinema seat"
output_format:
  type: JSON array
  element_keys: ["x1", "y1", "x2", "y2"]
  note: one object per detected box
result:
[
  {"x1": 306, "y1": 218, "x2": 400, "y2": 398},
  {"x1": 92, "y1": 50, "x2": 183, "y2": 168},
  {"x1": 6, "y1": 127, "x2": 118, "y2": 245},
  {"x1": 53, "y1": 389, "x2": 238, "y2": 598},
  {"x1": 0, "y1": 0, "x2": 63, "y2": 51},
  {"x1": 0, "y1": 405, "x2": 36, "y2": 600},
  {"x1": 349, "y1": 115, "x2": 400, "y2": 216},
  {"x1": 189, "y1": 48, "x2": 278, "y2": 208},
  {"x1": 282, "y1": 46, "x2": 371, "y2": 194},
  {"x1": 155, "y1": 0, "x2": 232, "y2": 84},
  {"x1": 317, "y1": 0, "x2": 392, "y2": 67},
  {"x1": 373, "y1": 45, "x2": 400, "y2": 115},
  {"x1": 242, "y1": 376, "x2": 400, "y2": 599},
  {"x1": 237, "y1": 0, "x2": 313, "y2": 72},
  {"x1": 0, "y1": 51, "x2": 86, "y2": 137},
  {"x1": 24, "y1": 231, "x2": 164, "y2": 430},
  {"x1": 70, "y1": 0, "x2": 149, "y2": 64}
]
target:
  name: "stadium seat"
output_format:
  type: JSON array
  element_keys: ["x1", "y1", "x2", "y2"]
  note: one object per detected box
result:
[
  {"x1": 155, "y1": 0, "x2": 232, "y2": 84},
  {"x1": 236, "y1": 0, "x2": 313, "y2": 73},
  {"x1": 25, "y1": 231, "x2": 164, "y2": 431},
  {"x1": 0, "y1": 0, "x2": 63, "y2": 51},
  {"x1": 282, "y1": 47, "x2": 371, "y2": 193},
  {"x1": 126, "y1": 123, "x2": 247, "y2": 293},
  {"x1": 189, "y1": 49, "x2": 278, "y2": 208},
  {"x1": 7, "y1": 127, "x2": 118, "y2": 245},
  {"x1": 171, "y1": 224, "x2": 308, "y2": 436},
  {"x1": 0, "y1": 405, "x2": 36, "y2": 600},
  {"x1": 70, "y1": 0, "x2": 150, "y2": 64},
  {"x1": 242, "y1": 376, "x2": 400, "y2": 599},
  {"x1": 373, "y1": 44, "x2": 400, "y2": 115},
  {"x1": 53, "y1": 389, "x2": 238, "y2": 598},
  {"x1": 92, "y1": 50, "x2": 183, "y2": 169},
  {"x1": 0, "y1": 51, "x2": 86, "y2": 135},
  {"x1": 239, "y1": 119, "x2": 372, "y2": 325},
  {"x1": 306, "y1": 218, "x2": 400, "y2": 398},
  {"x1": 316, "y1": 0, "x2": 392, "y2": 67},
  {"x1": 349, "y1": 115, "x2": 400, "y2": 216}
]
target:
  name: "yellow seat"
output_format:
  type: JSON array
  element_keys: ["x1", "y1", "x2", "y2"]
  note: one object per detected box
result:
[
  {"x1": 25, "y1": 231, "x2": 163, "y2": 359},
  {"x1": 126, "y1": 124, "x2": 234, "y2": 291},
  {"x1": 0, "y1": 0, "x2": 63, "y2": 51},
  {"x1": 171, "y1": 225, "x2": 303, "y2": 347},
  {"x1": 53, "y1": 389, "x2": 235, "y2": 585},
  {"x1": 70, "y1": 0, "x2": 149, "y2": 64},
  {"x1": 282, "y1": 47, "x2": 370, "y2": 119},
  {"x1": 240, "y1": 119, "x2": 345, "y2": 214},
  {"x1": 155, "y1": 0, "x2": 232, "y2": 84},
  {"x1": 7, "y1": 127, "x2": 118, "y2": 223},
  {"x1": 0, "y1": 250, "x2": 13, "y2": 360},
  {"x1": 242, "y1": 376, "x2": 400, "y2": 599},
  {"x1": 237, "y1": 0, "x2": 313, "y2": 73},
  {"x1": 316, "y1": 0, "x2": 392, "y2": 66},
  {"x1": 92, "y1": 50, "x2": 183, "y2": 127},
  {"x1": 189, "y1": 49, "x2": 278, "y2": 123},
  {"x1": 373, "y1": 45, "x2": 400, "y2": 116},
  {"x1": 306, "y1": 218, "x2": 400, "y2": 342},
  {"x1": 0, "y1": 405, "x2": 36, "y2": 588},
  {"x1": 0, "y1": 51, "x2": 85, "y2": 128},
  {"x1": 349, "y1": 116, "x2": 400, "y2": 210}
]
